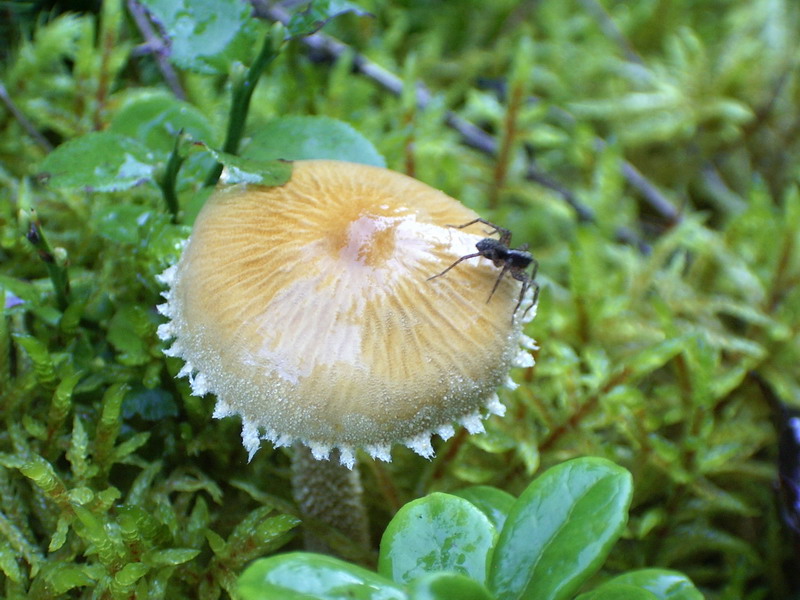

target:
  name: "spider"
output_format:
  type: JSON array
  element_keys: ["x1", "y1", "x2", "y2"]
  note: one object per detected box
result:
[{"x1": 427, "y1": 218, "x2": 539, "y2": 320}]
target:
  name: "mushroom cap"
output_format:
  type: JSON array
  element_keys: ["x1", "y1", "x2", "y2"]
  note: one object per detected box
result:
[{"x1": 158, "y1": 160, "x2": 536, "y2": 467}]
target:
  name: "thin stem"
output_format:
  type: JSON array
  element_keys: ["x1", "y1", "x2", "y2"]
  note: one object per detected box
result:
[
  {"x1": 401, "y1": 57, "x2": 419, "y2": 178},
  {"x1": 94, "y1": 0, "x2": 122, "y2": 130},
  {"x1": 489, "y1": 79, "x2": 525, "y2": 209},
  {"x1": 0, "y1": 305, "x2": 9, "y2": 388},
  {"x1": 158, "y1": 132, "x2": 187, "y2": 222},
  {"x1": 25, "y1": 212, "x2": 71, "y2": 311},
  {"x1": 203, "y1": 28, "x2": 282, "y2": 187},
  {"x1": 127, "y1": 0, "x2": 186, "y2": 100},
  {"x1": 578, "y1": 0, "x2": 644, "y2": 65},
  {"x1": 291, "y1": 444, "x2": 370, "y2": 558},
  {"x1": 0, "y1": 82, "x2": 52, "y2": 152}
]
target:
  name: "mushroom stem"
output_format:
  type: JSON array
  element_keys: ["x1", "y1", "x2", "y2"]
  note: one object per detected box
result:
[{"x1": 290, "y1": 444, "x2": 370, "y2": 555}]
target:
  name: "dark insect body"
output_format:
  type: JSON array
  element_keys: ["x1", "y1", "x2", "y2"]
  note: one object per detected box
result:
[{"x1": 427, "y1": 218, "x2": 539, "y2": 320}]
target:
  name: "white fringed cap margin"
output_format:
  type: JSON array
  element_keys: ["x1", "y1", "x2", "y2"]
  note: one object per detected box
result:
[{"x1": 157, "y1": 160, "x2": 537, "y2": 468}]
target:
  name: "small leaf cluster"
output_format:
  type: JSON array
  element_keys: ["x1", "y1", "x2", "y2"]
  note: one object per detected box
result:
[{"x1": 240, "y1": 458, "x2": 703, "y2": 600}]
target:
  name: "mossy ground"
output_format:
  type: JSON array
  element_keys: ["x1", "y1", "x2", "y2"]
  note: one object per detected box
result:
[{"x1": 1, "y1": 0, "x2": 799, "y2": 598}]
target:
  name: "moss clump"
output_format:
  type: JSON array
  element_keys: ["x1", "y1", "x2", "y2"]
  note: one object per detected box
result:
[{"x1": 2, "y1": 0, "x2": 799, "y2": 597}]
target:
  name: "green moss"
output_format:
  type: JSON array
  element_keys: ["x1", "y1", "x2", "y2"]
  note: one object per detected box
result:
[{"x1": 1, "y1": 0, "x2": 799, "y2": 598}]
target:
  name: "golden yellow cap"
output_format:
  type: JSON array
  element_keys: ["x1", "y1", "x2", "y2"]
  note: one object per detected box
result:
[{"x1": 158, "y1": 160, "x2": 536, "y2": 467}]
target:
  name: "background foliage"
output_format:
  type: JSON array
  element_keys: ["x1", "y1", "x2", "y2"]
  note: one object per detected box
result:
[{"x1": 1, "y1": 0, "x2": 799, "y2": 598}]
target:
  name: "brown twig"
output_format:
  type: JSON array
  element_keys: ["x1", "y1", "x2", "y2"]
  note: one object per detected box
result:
[
  {"x1": 0, "y1": 82, "x2": 53, "y2": 152},
  {"x1": 620, "y1": 154, "x2": 682, "y2": 225},
  {"x1": 127, "y1": 0, "x2": 186, "y2": 101},
  {"x1": 254, "y1": 2, "x2": 666, "y2": 251},
  {"x1": 578, "y1": 0, "x2": 644, "y2": 65},
  {"x1": 490, "y1": 78, "x2": 525, "y2": 209}
]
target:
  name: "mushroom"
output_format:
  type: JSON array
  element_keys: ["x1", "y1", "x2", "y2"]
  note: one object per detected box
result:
[{"x1": 157, "y1": 159, "x2": 537, "y2": 553}]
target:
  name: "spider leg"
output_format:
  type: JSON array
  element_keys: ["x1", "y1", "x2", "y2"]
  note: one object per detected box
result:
[
  {"x1": 513, "y1": 280, "x2": 527, "y2": 318},
  {"x1": 427, "y1": 252, "x2": 483, "y2": 281},
  {"x1": 447, "y1": 218, "x2": 511, "y2": 244},
  {"x1": 509, "y1": 264, "x2": 541, "y2": 320},
  {"x1": 529, "y1": 256, "x2": 539, "y2": 280},
  {"x1": 518, "y1": 279, "x2": 540, "y2": 321},
  {"x1": 486, "y1": 262, "x2": 511, "y2": 303}
]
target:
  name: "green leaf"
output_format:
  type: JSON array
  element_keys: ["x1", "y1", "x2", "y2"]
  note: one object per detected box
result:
[
  {"x1": 379, "y1": 492, "x2": 496, "y2": 585},
  {"x1": 597, "y1": 569, "x2": 704, "y2": 600},
  {"x1": 244, "y1": 116, "x2": 385, "y2": 167},
  {"x1": 49, "y1": 372, "x2": 82, "y2": 433},
  {"x1": 13, "y1": 334, "x2": 57, "y2": 388},
  {"x1": 452, "y1": 486, "x2": 516, "y2": 534},
  {"x1": 625, "y1": 336, "x2": 688, "y2": 381},
  {"x1": 205, "y1": 529, "x2": 226, "y2": 555},
  {"x1": 39, "y1": 132, "x2": 156, "y2": 191},
  {"x1": 142, "y1": 548, "x2": 200, "y2": 566},
  {"x1": 140, "y1": 0, "x2": 258, "y2": 74},
  {"x1": 41, "y1": 563, "x2": 97, "y2": 594},
  {"x1": 109, "y1": 92, "x2": 215, "y2": 155},
  {"x1": 286, "y1": 0, "x2": 373, "y2": 39},
  {"x1": 94, "y1": 383, "x2": 128, "y2": 470},
  {"x1": 114, "y1": 562, "x2": 150, "y2": 586},
  {"x1": 575, "y1": 584, "x2": 659, "y2": 600},
  {"x1": 49, "y1": 516, "x2": 70, "y2": 552},
  {"x1": 66, "y1": 415, "x2": 91, "y2": 479},
  {"x1": 200, "y1": 145, "x2": 293, "y2": 186},
  {"x1": 92, "y1": 204, "x2": 153, "y2": 245},
  {"x1": 0, "y1": 537, "x2": 24, "y2": 583},
  {"x1": 111, "y1": 432, "x2": 151, "y2": 463},
  {"x1": 408, "y1": 572, "x2": 496, "y2": 600},
  {"x1": 222, "y1": 509, "x2": 300, "y2": 566},
  {"x1": 18, "y1": 455, "x2": 69, "y2": 503},
  {"x1": 488, "y1": 458, "x2": 633, "y2": 600},
  {"x1": 118, "y1": 505, "x2": 170, "y2": 547},
  {"x1": 238, "y1": 552, "x2": 408, "y2": 600}
]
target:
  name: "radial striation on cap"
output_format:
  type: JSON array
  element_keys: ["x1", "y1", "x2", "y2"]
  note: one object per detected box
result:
[{"x1": 157, "y1": 160, "x2": 536, "y2": 467}]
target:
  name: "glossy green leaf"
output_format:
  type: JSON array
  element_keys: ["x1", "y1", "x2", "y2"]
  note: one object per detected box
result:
[
  {"x1": 200, "y1": 145, "x2": 293, "y2": 186},
  {"x1": 142, "y1": 548, "x2": 200, "y2": 566},
  {"x1": 49, "y1": 516, "x2": 70, "y2": 552},
  {"x1": 489, "y1": 458, "x2": 633, "y2": 600},
  {"x1": 379, "y1": 492, "x2": 496, "y2": 585},
  {"x1": 39, "y1": 132, "x2": 156, "y2": 191},
  {"x1": 109, "y1": 92, "x2": 214, "y2": 155},
  {"x1": 42, "y1": 563, "x2": 96, "y2": 593},
  {"x1": 114, "y1": 562, "x2": 150, "y2": 586},
  {"x1": 601, "y1": 569, "x2": 704, "y2": 600},
  {"x1": 244, "y1": 116, "x2": 385, "y2": 167},
  {"x1": 91, "y1": 205, "x2": 152, "y2": 244},
  {"x1": 575, "y1": 584, "x2": 658, "y2": 600},
  {"x1": 453, "y1": 486, "x2": 516, "y2": 534},
  {"x1": 222, "y1": 510, "x2": 300, "y2": 566},
  {"x1": 408, "y1": 572, "x2": 496, "y2": 600},
  {"x1": 111, "y1": 432, "x2": 150, "y2": 463},
  {"x1": 66, "y1": 415, "x2": 91, "y2": 479},
  {"x1": 238, "y1": 552, "x2": 407, "y2": 600},
  {"x1": 286, "y1": 0, "x2": 373, "y2": 39},
  {"x1": 140, "y1": 0, "x2": 258, "y2": 74}
]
